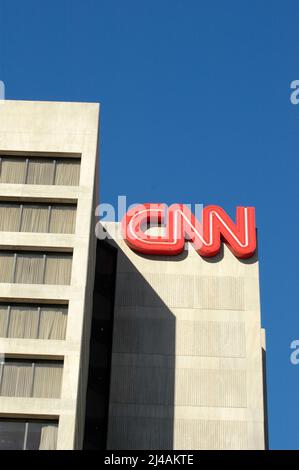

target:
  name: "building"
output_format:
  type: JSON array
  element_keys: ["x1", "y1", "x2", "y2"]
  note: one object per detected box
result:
[
  {"x1": 104, "y1": 222, "x2": 267, "y2": 450},
  {"x1": 0, "y1": 99, "x2": 267, "y2": 450},
  {"x1": 0, "y1": 100, "x2": 99, "y2": 449}
]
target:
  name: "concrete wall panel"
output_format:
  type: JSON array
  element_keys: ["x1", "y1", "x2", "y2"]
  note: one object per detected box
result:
[{"x1": 106, "y1": 223, "x2": 266, "y2": 450}]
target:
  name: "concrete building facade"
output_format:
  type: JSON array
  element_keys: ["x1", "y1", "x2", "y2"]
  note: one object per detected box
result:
[
  {"x1": 105, "y1": 223, "x2": 267, "y2": 450},
  {"x1": 0, "y1": 100, "x2": 99, "y2": 449},
  {"x1": 0, "y1": 100, "x2": 267, "y2": 450}
]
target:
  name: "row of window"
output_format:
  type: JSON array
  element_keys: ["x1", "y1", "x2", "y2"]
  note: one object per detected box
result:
[
  {"x1": 0, "y1": 251, "x2": 72, "y2": 285},
  {"x1": 0, "y1": 359, "x2": 63, "y2": 399},
  {"x1": 0, "y1": 156, "x2": 80, "y2": 186},
  {"x1": 0, "y1": 419, "x2": 58, "y2": 450},
  {"x1": 0, "y1": 304, "x2": 67, "y2": 340},
  {"x1": 0, "y1": 203, "x2": 77, "y2": 234}
]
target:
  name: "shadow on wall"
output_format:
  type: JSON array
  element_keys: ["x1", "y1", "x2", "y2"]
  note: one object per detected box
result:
[
  {"x1": 106, "y1": 240, "x2": 176, "y2": 450},
  {"x1": 83, "y1": 236, "x2": 176, "y2": 450},
  {"x1": 83, "y1": 239, "x2": 118, "y2": 450},
  {"x1": 83, "y1": 228, "x2": 267, "y2": 450}
]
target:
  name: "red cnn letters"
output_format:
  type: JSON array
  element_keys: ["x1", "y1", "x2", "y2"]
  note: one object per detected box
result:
[{"x1": 121, "y1": 203, "x2": 256, "y2": 259}]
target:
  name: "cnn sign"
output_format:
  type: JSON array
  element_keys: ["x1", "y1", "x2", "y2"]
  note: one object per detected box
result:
[{"x1": 121, "y1": 203, "x2": 256, "y2": 259}]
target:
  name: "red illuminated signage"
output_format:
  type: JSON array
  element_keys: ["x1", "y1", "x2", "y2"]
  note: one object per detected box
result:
[{"x1": 122, "y1": 203, "x2": 256, "y2": 259}]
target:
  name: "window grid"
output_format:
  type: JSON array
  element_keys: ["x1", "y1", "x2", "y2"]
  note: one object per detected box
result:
[
  {"x1": 23, "y1": 422, "x2": 29, "y2": 451},
  {"x1": 5, "y1": 306, "x2": 11, "y2": 337},
  {"x1": 24, "y1": 158, "x2": 29, "y2": 184},
  {"x1": 0, "y1": 358, "x2": 63, "y2": 399},
  {"x1": 0, "y1": 202, "x2": 77, "y2": 234},
  {"x1": 0, "y1": 156, "x2": 80, "y2": 186},
  {"x1": 36, "y1": 307, "x2": 42, "y2": 338},
  {"x1": 0, "y1": 251, "x2": 72, "y2": 285},
  {"x1": 0, "y1": 303, "x2": 68, "y2": 340},
  {"x1": 12, "y1": 254, "x2": 17, "y2": 283},
  {"x1": 47, "y1": 206, "x2": 51, "y2": 232},
  {"x1": 52, "y1": 160, "x2": 57, "y2": 184},
  {"x1": 0, "y1": 419, "x2": 59, "y2": 450}
]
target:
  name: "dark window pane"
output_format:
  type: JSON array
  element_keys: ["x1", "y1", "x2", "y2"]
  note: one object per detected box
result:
[
  {"x1": 26, "y1": 422, "x2": 43, "y2": 450},
  {"x1": 0, "y1": 420, "x2": 58, "y2": 450},
  {"x1": 0, "y1": 421, "x2": 25, "y2": 450}
]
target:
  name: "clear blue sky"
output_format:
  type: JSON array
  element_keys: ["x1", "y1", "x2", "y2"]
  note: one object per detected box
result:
[{"x1": 0, "y1": 0, "x2": 298, "y2": 449}]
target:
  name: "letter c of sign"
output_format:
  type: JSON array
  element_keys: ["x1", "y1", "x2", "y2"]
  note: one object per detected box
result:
[{"x1": 121, "y1": 203, "x2": 185, "y2": 255}]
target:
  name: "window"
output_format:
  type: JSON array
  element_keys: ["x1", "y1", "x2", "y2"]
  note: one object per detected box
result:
[
  {"x1": 0, "y1": 303, "x2": 68, "y2": 340},
  {"x1": 55, "y1": 159, "x2": 81, "y2": 186},
  {"x1": 0, "y1": 156, "x2": 80, "y2": 186},
  {"x1": 0, "y1": 419, "x2": 58, "y2": 450},
  {"x1": 0, "y1": 158, "x2": 26, "y2": 184},
  {"x1": 27, "y1": 159, "x2": 55, "y2": 185},
  {"x1": 48, "y1": 205, "x2": 77, "y2": 233},
  {"x1": 0, "y1": 204, "x2": 20, "y2": 231},
  {"x1": 0, "y1": 251, "x2": 72, "y2": 285},
  {"x1": 0, "y1": 359, "x2": 63, "y2": 398},
  {"x1": 0, "y1": 203, "x2": 77, "y2": 233}
]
